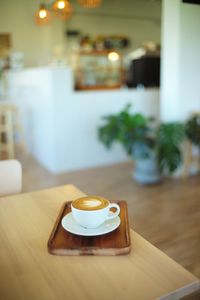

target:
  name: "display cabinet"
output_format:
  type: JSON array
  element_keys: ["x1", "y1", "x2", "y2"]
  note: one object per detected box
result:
[{"x1": 74, "y1": 50, "x2": 123, "y2": 90}]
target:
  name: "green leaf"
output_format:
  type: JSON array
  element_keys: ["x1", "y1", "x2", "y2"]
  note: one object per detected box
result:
[
  {"x1": 156, "y1": 122, "x2": 185, "y2": 174},
  {"x1": 185, "y1": 115, "x2": 200, "y2": 145},
  {"x1": 98, "y1": 105, "x2": 186, "y2": 175}
]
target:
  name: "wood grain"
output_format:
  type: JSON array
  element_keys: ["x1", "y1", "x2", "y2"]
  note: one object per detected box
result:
[
  {"x1": 0, "y1": 184, "x2": 198, "y2": 300},
  {"x1": 48, "y1": 200, "x2": 131, "y2": 255},
  {"x1": 18, "y1": 153, "x2": 200, "y2": 278}
]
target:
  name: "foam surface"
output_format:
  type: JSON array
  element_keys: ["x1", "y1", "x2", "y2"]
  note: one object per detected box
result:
[
  {"x1": 82, "y1": 199, "x2": 102, "y2": 207},
  {"x1": 72, "y1": 196, "x2": 109, "y2": 211}
]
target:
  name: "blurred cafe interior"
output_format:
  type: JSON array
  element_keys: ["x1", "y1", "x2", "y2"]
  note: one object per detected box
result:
[{"x1": 0, "y1": 0, "x2": 200, "y2": 298}]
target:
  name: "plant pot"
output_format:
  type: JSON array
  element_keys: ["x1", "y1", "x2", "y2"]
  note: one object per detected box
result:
[{"x1": 133, "y1": 156, "x2": 161, "y2": 185}]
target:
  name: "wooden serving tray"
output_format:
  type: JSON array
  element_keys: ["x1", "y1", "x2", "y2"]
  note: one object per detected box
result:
[{"x1": 48, "y1": 200, "x2": 131, "y2": 255}]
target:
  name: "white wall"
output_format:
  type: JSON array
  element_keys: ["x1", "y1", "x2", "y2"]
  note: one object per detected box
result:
[
  {"x1": 66, "y1": 0, "x2": 161, "y2": 52},
  {"x1": 161, "y1": 0, "x2": 200, "y2": 121},
  {"x1": 7, "y1": 68, "x2": 58, "y2": 168},
  {"x1": 0, "y1": 0, "x2": 66, "y2": 67},
  {"x1": 179, "y1": 3, "x2": 200, "y2": 119},
  {"x1": 160, "y1": 0, "x2": 181, "y2": 121},
  {"x1": 0, "y1": 0, "x2": 161, "y2": 67}
]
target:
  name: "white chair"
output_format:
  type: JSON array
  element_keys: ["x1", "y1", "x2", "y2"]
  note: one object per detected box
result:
[{"x1": 0, "y1": 159, "x2": 22, "y2": 196}]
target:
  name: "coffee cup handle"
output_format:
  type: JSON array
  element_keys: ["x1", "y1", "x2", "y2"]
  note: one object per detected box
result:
[{"x1": 107, "y1": 203, "x2": 120, "y2": 220}]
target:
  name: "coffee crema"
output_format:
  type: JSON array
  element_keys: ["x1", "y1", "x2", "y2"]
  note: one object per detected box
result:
[{"x1": 72, "y1": 196, "x2": 109, "y2": 211}]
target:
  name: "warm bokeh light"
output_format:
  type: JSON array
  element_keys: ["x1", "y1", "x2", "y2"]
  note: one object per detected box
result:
[
  {"x1": 57, "y1": 1, "x2": 66, "y2": 9},
  {"x1": 108, "y1": 52, "x2": 120, "y2": 62},
  {"x1": 39, "y1": 9, "x2": 47, "y2": 19},
  {"x1": 52, "y1": 0, "x2": 73, "y2": 19},
  {"x1": 77, "y1": 0, "x2": 102, "y2": 8},
  {"x1": 35, "y1": 5, "x2": 51, "y2": 25}
]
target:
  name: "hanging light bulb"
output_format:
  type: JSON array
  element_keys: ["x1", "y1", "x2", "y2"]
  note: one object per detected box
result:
[
  {"x1": 52, "y1": 0, "x2": 73, "y2": 20},
  {"x1": 57, "y1": 1, "x2": 66, "y2": 9},
  {"x1": 39, "y1": 9, "x2": 47, "y2": 19},
  {"x1": 77, "y1": 0, "x2": 102, "y2": 8},
  {"x1": 35, "y1": 4, "x2": 51, "y2": 25}
]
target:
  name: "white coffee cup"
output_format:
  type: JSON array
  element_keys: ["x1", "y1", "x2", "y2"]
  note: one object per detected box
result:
[{"x1": 71, "y1": 196, "x2": 120, "y2": 229}]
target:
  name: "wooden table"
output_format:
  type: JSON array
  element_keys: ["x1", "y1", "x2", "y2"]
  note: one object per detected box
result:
[{"x1": 0, "y1": 184, "x2": 198, "y2": 300}]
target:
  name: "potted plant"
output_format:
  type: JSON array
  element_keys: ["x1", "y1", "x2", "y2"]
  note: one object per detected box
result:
[{"x1": 98, "y1": 104, "x2": 185, "y2": 184}]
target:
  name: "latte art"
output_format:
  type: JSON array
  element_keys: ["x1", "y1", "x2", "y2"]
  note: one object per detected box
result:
[
  {"x1": 80, "y1": 199, "x2": 102, "y2": 208},
  {"x1": 72, "y1": 196, "x2": 109, "y2": 211}
]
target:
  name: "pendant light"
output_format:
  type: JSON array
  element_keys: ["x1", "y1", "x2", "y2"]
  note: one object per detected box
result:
[
  {"x1": 77, "y1": 0, "x2": 102, "y2": 8},
  {"x1": 52, "y1": 0, "x2": 73, "y2": 20},
  {"x1": 34, "y1": 0, "x2": 103, "y2": 26},
  {"x1": 34, "y1": 4, "x2": 51, "y2": 25}
]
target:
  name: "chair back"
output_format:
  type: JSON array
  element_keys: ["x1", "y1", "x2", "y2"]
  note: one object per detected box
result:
[
  {"x1": 0, "y1": 159, "x2": 22, "y2": 196},
  {"x1": 0, "y1": 105, "x2": 15, "y2": 159}
]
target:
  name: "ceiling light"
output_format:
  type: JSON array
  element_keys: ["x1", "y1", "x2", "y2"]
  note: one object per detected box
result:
[
  {"x1": 34, "y1": 0, "x2": 103, "y2": 26},
  {"x1": 77, "y1": 0, "x2": 102, "y2": 8},
  {"x1": 52, "y1": 0, "x2": 73, "y2": 20},
  {"x1": 39, "y1": 9, "x2": 47, "y2": 19},
  {"x1": 57, "y1": 1, "x2": 66, "y2": 9},
  {"x1": 35, "y1": 4, "x2": 51, "y2": 25}
]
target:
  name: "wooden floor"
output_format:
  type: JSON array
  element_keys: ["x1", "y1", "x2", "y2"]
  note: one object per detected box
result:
[{"x1": 18, "y1": 152, "x2": 200, "y2": 278}]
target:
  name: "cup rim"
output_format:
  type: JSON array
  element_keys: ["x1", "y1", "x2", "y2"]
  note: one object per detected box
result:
[
  {"x1": 71, "y1": 195, "x2": 110, "y2": 212},
  {"x1": 71, "y1": 204, "x2": 109, "y2": 213}
]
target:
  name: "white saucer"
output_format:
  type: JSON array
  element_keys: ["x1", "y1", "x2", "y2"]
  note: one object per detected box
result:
[{"x1": 61, "y1": 212, "x2": 120, "y2": 236}]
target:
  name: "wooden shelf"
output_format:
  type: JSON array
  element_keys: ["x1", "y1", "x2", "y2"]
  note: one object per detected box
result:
[
  {"x1": 74, "y1": 50, "x2": 123, "y2": 91},
  {"x1": 75, "y1": 84, "x2": 122, "y2": 91}
]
